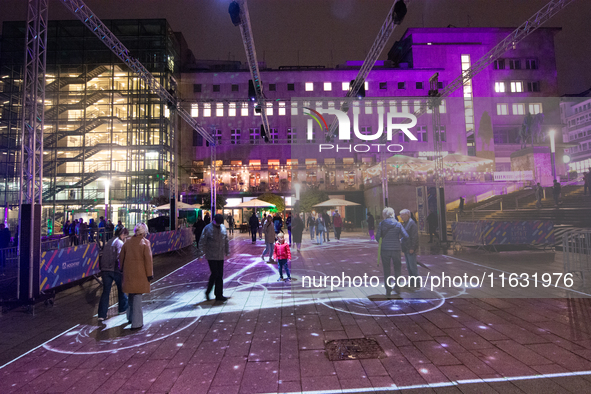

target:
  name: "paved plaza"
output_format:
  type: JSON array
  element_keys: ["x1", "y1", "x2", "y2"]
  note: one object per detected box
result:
[{"x1": 2, "y1": 232, "x2": 591, "y2": 393}]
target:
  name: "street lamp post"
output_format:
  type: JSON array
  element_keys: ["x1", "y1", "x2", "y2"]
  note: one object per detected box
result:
[
  {"x1": 104, "y1": 179, "x2": 110, "y2": 221},
  {"x1": 549, "y1": 129, "x2": 556, "y2": 179}
]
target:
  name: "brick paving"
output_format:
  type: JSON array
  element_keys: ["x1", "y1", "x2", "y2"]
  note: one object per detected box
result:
[{"x1": 1, "y1": 232, "x2": 591, "y2": 393}]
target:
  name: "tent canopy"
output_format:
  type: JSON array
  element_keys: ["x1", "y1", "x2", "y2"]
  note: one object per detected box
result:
[
  {"x1": 235, "y1": 198, "x2": 276, "y2": 208},
  {"x1": 154, "y1": 201, "x2": 199, "y2": 210},
  {"x1": 313, "y1": 198, "x2": 360, "y2": 207}
]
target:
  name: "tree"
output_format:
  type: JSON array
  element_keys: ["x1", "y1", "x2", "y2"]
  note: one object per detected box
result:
[
  {"x1": 298, "y1": 189, "x2": 328, "y2": 213},
  {"x1": 258, "y1": 193, "x2": 285, "y2": 212},
  {"x1": 201, "y1": 195, "x2": 227, "y2": 211},
  {"x1": 150, "y1": 195, "x2": 170, "y2": 207}
]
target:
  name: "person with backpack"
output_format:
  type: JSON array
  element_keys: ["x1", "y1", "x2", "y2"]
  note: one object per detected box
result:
[{"x1": 376, "y1": 207, "x2": 409, "y2": 297}]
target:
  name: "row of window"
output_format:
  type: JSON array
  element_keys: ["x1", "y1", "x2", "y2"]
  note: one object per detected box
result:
[
  {"x1": 192, "y1": 126, "x2": 447, "y2": 146},
  {"x1": 573, "y1": 103, "x2": 591, "y2": 115},
  {"x1": 569, "y1": 141, "x2": 591, "y2": 154},
  {"x1": 189, "y1": 100, "x2": 447, "y2": 118},
  {"x1": 192, "y1": 81, "x2": 445, "y2": 94},
  {"x1": 493, "y1": 58, "x2": 538, "y2": 70},
  {"x1": 496, "y1": 103, "x2": 543, "y2": 116},
  {"x1": 494, "y1": 81, "x2": 540, "y2": 93},
  {"x1": 569, "y1": 129, "x2": 591, "y2": 141},
  {"x1": 568, "y1": 112, "x2": 590, "y2": 126}
]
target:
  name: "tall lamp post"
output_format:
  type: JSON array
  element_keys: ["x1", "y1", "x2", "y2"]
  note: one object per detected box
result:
[
  {"x1": 549, "y1": 129, "x2": 556, "y2": 179},
  {"x1": 104, "y1": 179, "x2": 110, "y2": 220}
]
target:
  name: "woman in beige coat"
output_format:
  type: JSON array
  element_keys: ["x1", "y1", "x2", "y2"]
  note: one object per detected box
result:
[{"x1": 121, "y1": 223, "x2": 153, "y2": 330}]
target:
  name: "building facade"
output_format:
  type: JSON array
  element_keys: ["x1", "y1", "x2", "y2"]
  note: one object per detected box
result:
[
  {"x1": 560, "y1": 95, "x2": 591, "y2": 175},
  {"x1": 0, "y1": 19, "x2": 181, "y2": 233},
  {"x1": 180, "y1": 27, "x2": 562, "y2": 221}
]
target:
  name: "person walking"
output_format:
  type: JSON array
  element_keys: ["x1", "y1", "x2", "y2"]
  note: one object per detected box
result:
[
  {"x1": 427, "y1": 210, "x2": 438, "y2": 243},
  {"x1": 120, "y1": 223, "x2": 153, "y2": 330},
  {"x1": 273, "y1": 213, "x2": 283, "y2": 234},
  {"x1": 316, "y1": 216, "x2": 325, "y2": 245},
  {"x1": 459, "y1": 197, "x2": 465, "y2": 215},
  {"x1": 376, "y1": 207, "x2": 409, "y2": 297},
  {"x1": 115, "y1": 220, "x2": 124, "y2": 233},
  {"x1": 249, "y1": 212, "x2": 259, "y2": 244},
  {"x1": 286, "y1": 212, "x2": 292, "y2": 245},
  {"x1": 199, "y1": 214, "x2": 230, "y2": 302},
  {"x1": 261, "y1": 214, "x2": 276, "y2": 263},
  {"x1": 553, "y1": 179, "x2": 562, "y2": 207},
  {"x1": 400, "y1": 209, "x2": 419, "y2": 287},
  {"x1": 98, "y1": 228, "x2": 129, "y2": 321},
  {"x1": 203, "y1": 212, "x2": 211, "y2": 226},
  {"x1": 193, "y1": 216, "x2": 205, "y2": 245},
  {"x1": 227, "y1": 215, "x2": 235, "y2": 235},
  {"x1": 89, "y1": 218, "x2": 97, "y2": 243},
  {"x1": 63, "y1": 220, "x2": 70, "y2": 238},
  {"x1": 367, "y1": 212, "x2": 375, "y2": 241},
  {"x1": 273, "y1": 233, "x2": 292, "y2": 282},
  {"x1": 307, "y1": 214, "x2": 316, "y2": 240},
  {"x1": 584, "y1": 170, "x2": 590, "y2": 196},
  {"x1": 291, "y1": 213, "x2": 304, "y2": 252},
  {"x1": 333, "y1": 212, "x2": 342, "y2": 241},
  {"x1": 322, "y1": 211, "x2": 331, "y2": 242},
  {"x1": 98, "y1": 216, "x2": 106, "y2": 247},
  {"x1": 0, "y1": 223, "x2": 11, "y2": 274},
  {"x1": 258, "y1": 213, "x2": 264, "y2": 240},
  {"x1": 106, "y1": 220, "x2": 115, "y2": 241},
  {"x1": 69, "y1": 219, "x2": 78, "y2": 246},
  {"x1": 79, "y1": 220, "x2": 88, "y2": 244},
  {"x1": 535, "y1": 182, "x2": 544, "y2": 209}
]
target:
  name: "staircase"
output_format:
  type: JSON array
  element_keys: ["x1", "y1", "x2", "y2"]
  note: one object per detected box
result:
[
  {"x1": 43, "y1": 143, "x2": 110, "y2": 172},
  {"x1": 44, "y1": 116, "x2": 118, "y2": 147},
  {"x1": 42, "y1": 172, "x2": 103, "y2": 201},
  {"x1": 45, "y1": 65, "x2": 109, "y2": 93},
  {"x1": 44, "y1": 91, "x2": 107, "y2": 119}
]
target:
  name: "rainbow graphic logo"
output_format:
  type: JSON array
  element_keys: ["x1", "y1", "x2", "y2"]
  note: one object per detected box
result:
[{"x1": 303, "y1": 107, "x2": 328, "y2": 132}]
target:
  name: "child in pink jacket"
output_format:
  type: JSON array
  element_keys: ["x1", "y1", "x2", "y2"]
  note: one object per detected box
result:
[{"x1": 273, "y1": 233, "x2": 292, "y2": 282}]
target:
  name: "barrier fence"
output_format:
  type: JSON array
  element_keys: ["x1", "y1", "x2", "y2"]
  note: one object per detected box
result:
[
  {"x1": 452, "y1": 220, "x2": 555, "y2": 248},
  {"x1": 563, "y1": 230, "x2": 591, "y2": 286}
]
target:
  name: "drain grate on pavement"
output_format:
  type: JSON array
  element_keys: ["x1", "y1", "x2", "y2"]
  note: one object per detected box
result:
[{"x1": 325, "y1": 338, "x2": 386, "y2": 361}]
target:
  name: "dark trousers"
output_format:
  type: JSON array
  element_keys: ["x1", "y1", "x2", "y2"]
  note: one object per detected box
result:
[
  {"x1": 206, "y1": 260, "x2": 224, "y2": 298},
  {"x1": 251, "y1": 227, "x2": 258, "y2": 242},
  {"x1": 585, "y1": 183, "x2": 589, "y2": 195},
  {"x1": 97, "y1": 271, "x2": 128, "y2": 319},
  {"x1": 335, "y1": 227, "x2": 342, "y2": 240},
  {"x1": 381, "y1": 249, "x2": 402, "y2": 295}
]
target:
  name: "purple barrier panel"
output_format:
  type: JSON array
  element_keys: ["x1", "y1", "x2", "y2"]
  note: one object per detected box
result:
[
  {"x1": 146, "y1": 228, "x2": 194, "y2": 255},
  {"x1": 39, "y1": 243, "x2": 100, "y2": 292},
  {"x1": 451, "y1": 222, "x2": 482, "y2": 244},
  {"x1": 481, "y1": 221, "x2": 554, "y2": 245}
]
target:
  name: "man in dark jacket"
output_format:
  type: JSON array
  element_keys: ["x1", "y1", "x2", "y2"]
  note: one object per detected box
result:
[
  {"x1": 248, "y1": 212, "x2": 260, "y2": 244},
  {"x1": 0, "y1": 223, "x2": 11, "y2": 273},
  {"x1": 193, "y1": 217, "x2": 205, "y2": 245},
  {"x1": 203, "y1": 212, "x2": 211, "y2": 225},
  {"x1": 199, "y1": 214, "x2": 230, "y2": 302},
  {"x1": 97, "y1": 228, "x2": 129, "y2": 321},
  {"x1": 400, "y1": 209, "x2": 419, "y2": 287},
  {"x1": 322, "y1": 211, "x2": 331, "y2": 242},
  {"x1": 553, "y1": 179, "x2": 562, "y2": 207},
  {"x1": 286, "y1": 213, "x2": 292, "y2": 244},
  {"x1": 376, "y1": 207, "x2": 409, "y2": 297},
  {"x1": 273, "y1": 213, "x2": 283, "y2": 234}
]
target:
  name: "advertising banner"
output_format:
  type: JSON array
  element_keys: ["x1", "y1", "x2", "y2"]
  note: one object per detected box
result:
[
  {"x1": 451, "y1": 222, "x2": 482, "y2": 245},
  {"x1": 40, "y1": 243, "x2": 100, "y2": 292},
  {"x1": 481, "y1": 220, "x2": 554, "y2": 245},
  {"x1": 147, "y1": 228, "x2": 194, "y2": 255}
]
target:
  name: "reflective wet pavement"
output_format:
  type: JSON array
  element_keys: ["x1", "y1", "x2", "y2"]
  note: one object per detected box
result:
[{"x1": 1, "y1": 232, "x2": 591, "y2": 393}]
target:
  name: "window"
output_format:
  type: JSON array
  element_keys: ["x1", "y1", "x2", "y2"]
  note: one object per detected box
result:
[
  {"x1": 510, "y1": 81, "x2": 523, "y2": 93},
  {"x1": 379, "y1": 82, "x2": 387, "y2": 90},
  {"x1": 497, "y1": 103, "x2": 509, "y2": 115},
  {"x1": 529, "y1": 103, "x2": 543, "y2": 114},
  {"x1": 495, "y1": 82, "x2": 506, "y2": 93},
  {"x1": 193, "y1": 130, "x2": 203, "y2": 146},
  {"x1": 291, "y1": 101, "x2": 298, "y2": 115},
  {"x1": 438, "y1": 81, "x2": 443, "y2": 89},
  {"x1": 494, "y1": 59, "x2": 505, "y2": 70},
  {"x1": 365, "y1": 101, "x2": 373, "y2": 115},
  {"x1": 241, "y1": 102, "x2": 248, "y2": 116},
  {"x1": 214, "y1": 102, "x2": 223, "y2": 117},
  {"x1": 191, "y1": 103, "x2": 198, "y2": 117},
  {"x1": 203, "y1": 103, "x2": 211, "y2": 117},
  {"x1": 228, "y1": 102, "x2": 236, "y2": 117},
  {"x1": 270, "y1": 128, "x2": 278, "y2": 143},
  {"x1": 287, "y1": 83, "x2": 295, "y2": 91},
  {"x1": 509, "y1": 59, "x2": 521, "y2": 70},
  {"x1": 278, "y1": 101, "x2": 286, "y2": 116},
  {"x1": 287, "y1": 128, "x2": 295, "y2": 143},
  {"x1": 360, "y1": 126, "x2": 372, "y2": 136},
  {"x1": 266, "y1": 102, "x2": 273, "y2": 116},
  {"x1": 512, "y1": 103, "x2": 525, "y2": 115},
  {"x1": 324, "y1": 82, "x2": 332, "y2": 91},
  {"x1": 213, "y1": 84, "x2": 221, "y2": 92},
  {"x1": 398, "y1": 82, "x2": 405, "y2": 89},
  {"x1": 215, "y1": 129, "x2": 222, "y2": 144},
  {"x1": 231, "y1": 84, "x2": 239, "y2": 92},
  {"x1": 249, "y1": 128, "x2": 258, "y2": 144},
  {"x1": 364, "y1": 81, "x2": 369, "y2": 91},
  {"x1": 269, "y1": 83, "x2": 276, "y2": 91},
  {"x1": 398, "y1": 131, "x2": 409, "y2": 143},
  {"x1": 416, "y1": 82, "x2": 423, "y2": 89},
  {"x1": 305, "y1": 82, "x2": 314, "y2": 91},
  {"x1": 231, "y1": 129, "x2": 241, "y2": 144},
  {"x1": 342, "y1": 82, "x2": 350, "y2": 91},
  {"x1": 439, "y1": 99, "x2": 446, "y2": 113},
  {"x1": 527, "y1": 81, "x2": 540, "y2": 92},
  {"x1": 193, "y1": 84, "x2": 202, "y2": 93},
  {"x1": 525, "y1": 59, "x2": 538, "y2": 70},
  {"x1": 435, "y1": 125, "x2": 446, "y2": 142},
  {"x1": 417, "y1": 126, "x2": 427, "y2": 142}
]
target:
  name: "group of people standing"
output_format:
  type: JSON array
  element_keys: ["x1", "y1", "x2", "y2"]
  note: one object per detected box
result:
[
  {"x1": 63, "y1": 217, "x2": 124, "y2": 247},
  {"x1": 97, "y1": 223, "x2": 154, "y2": 330},
  {"x1": 306, "y1": 211, "x2": 344, "y2": 244}
]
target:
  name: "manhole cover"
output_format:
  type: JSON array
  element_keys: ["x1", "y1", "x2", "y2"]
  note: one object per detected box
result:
[{"x1": 325, "y1": 338, "x2": 386, "y2": 361}]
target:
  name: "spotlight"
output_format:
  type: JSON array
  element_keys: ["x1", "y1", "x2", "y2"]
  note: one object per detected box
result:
[
  {"x1": 229, "y1": 1, "x2": 241, "y2": 26},
  {"x1": 393, "y1": 0, "x2": 407, "y2": 25}
]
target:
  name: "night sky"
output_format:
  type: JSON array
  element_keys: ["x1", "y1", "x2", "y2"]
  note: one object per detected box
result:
[{"x1": 1, "y1": 0, "x2": 590, "y2": 95}]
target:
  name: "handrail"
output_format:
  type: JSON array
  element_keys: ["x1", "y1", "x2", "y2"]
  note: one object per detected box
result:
[
  {"x1": 515, "y1": 190, "x2": 536, "y2": 209},
  {"x1": 473, "y1": 198, "x2": 502, "y2": 211}
]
